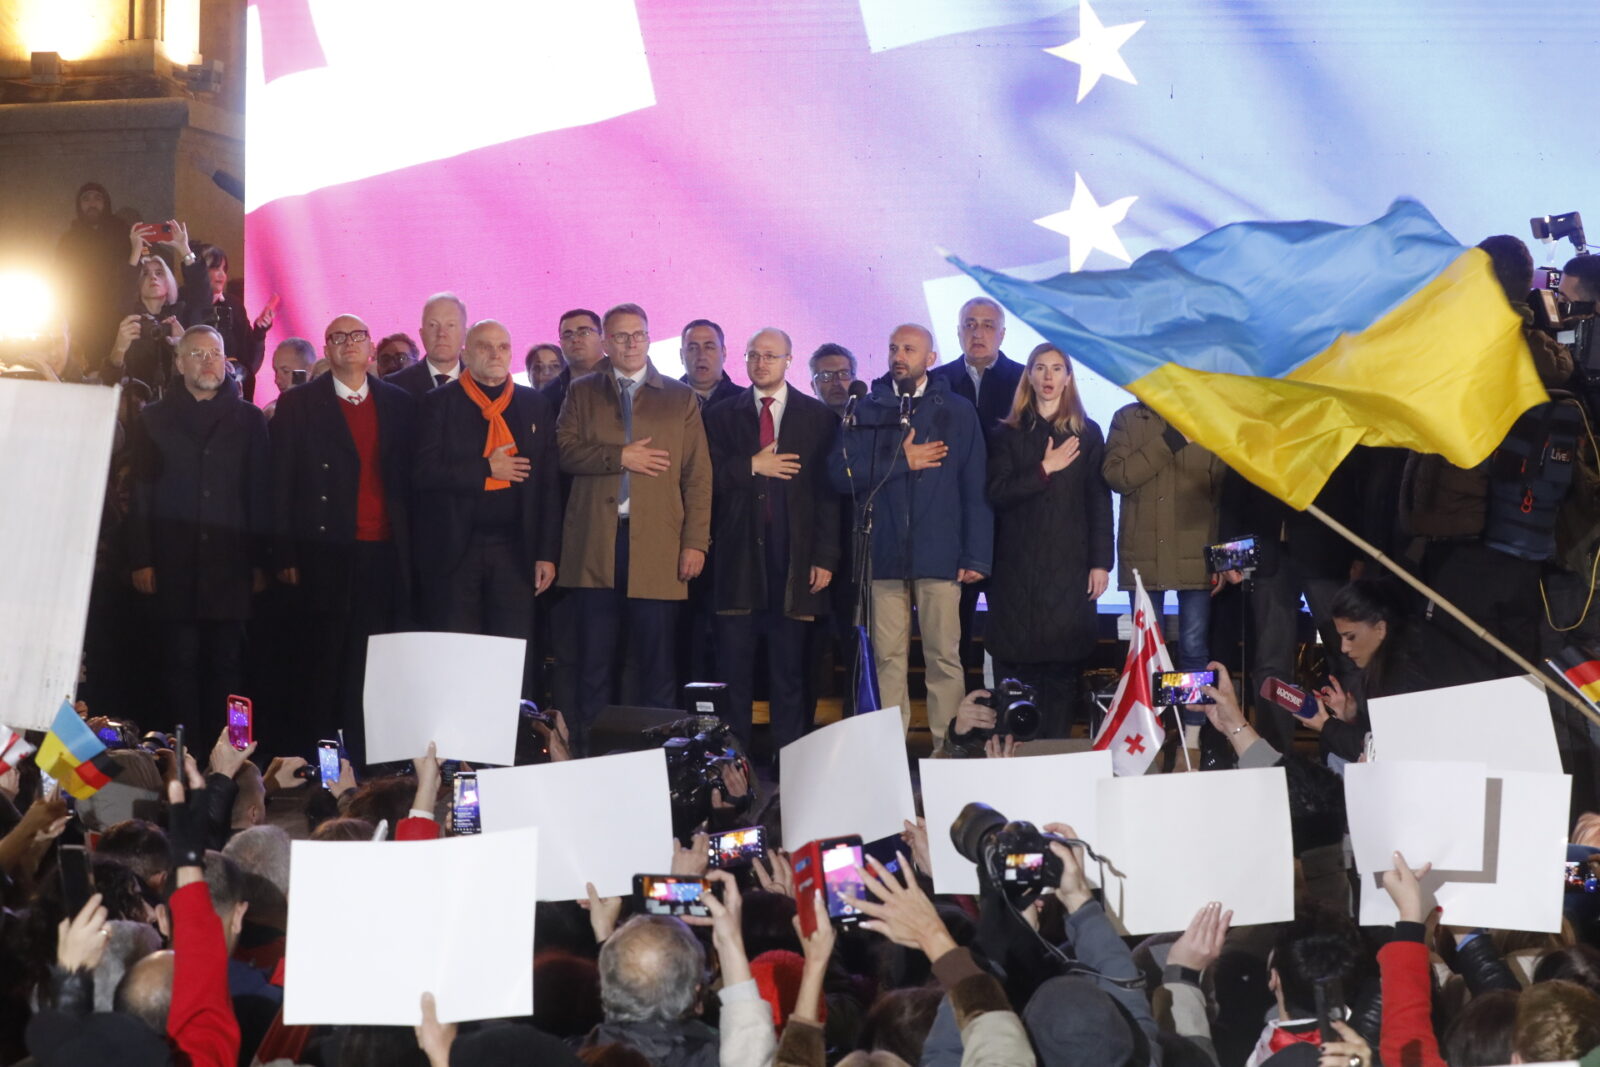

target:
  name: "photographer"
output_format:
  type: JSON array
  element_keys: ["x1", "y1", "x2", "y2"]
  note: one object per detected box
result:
[
  {"x1": 941, "y1": 689, "x2": 1023, "y2": 759},
  {"x1": 102, "y1": 221, "x2": 210, "y2": 395}
]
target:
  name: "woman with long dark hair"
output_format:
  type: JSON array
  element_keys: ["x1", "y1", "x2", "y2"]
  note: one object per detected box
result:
[
  {"x1": 1306, "y1": 578, "x2": 1429, "y2": 762},
  {"x1": 981, "y1": 342, "x2": 1113, "y2": 738}
]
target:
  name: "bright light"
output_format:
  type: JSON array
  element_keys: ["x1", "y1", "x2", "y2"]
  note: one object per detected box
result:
[
  {"x1": 0, "y1": 273, "x2": 59, "y2": 341},
  {"x1": 17, "y1": 0, "x2": 111, "y2": 62}
]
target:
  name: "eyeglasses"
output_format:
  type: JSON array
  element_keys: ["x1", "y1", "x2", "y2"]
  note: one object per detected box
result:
[
  {"x1": 560, "y1": 326, "x2": 597, "y2": 340},
  {"x1": 812, "y1": 370, "x2": 854, "y2": 383},
  {"x1": 747, "y1": 352, "x2": 789, "y2": 364},
  {"x1": 609, "y1": 330, "x2": 649, "y2": 345},
  {"x1": 326, "y1": 330, "x2": 370, "y2": 345}
]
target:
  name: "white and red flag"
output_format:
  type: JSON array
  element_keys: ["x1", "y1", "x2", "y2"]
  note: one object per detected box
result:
[{"x1": 1092, "y1": 570, "x2": 1174, "y2": 776}]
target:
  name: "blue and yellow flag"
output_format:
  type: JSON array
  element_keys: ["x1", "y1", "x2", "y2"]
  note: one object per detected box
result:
[
  {"x1": 35, "y1": 701, "x2": 119, "y2": 799},
  {"x1": 949, "y1": 200, "x2": 1547, "y2": 509}
]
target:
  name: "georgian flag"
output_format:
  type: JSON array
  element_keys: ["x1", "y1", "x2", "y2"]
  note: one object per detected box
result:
[{"x1": 1092, "y1": 571, "x2": 1173, "y2": 776}]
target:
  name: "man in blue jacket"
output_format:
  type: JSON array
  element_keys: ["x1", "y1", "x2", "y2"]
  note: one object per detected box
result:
[{"x1": 828, "y1": 324, "x2": 992, "y2": 746}]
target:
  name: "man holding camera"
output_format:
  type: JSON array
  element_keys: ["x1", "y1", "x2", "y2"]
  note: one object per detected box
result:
[
  {"x1": 702, "y1": 328, "x2": 840, "y2": 754},
  {"x1": 829, "y1": 323, "x2": 991, "y2": 746}
]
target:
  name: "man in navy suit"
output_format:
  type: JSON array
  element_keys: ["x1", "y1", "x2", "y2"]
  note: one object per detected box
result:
[
  {"x1": 414, "y1": 320, "x2": 560, "y2": 661},
  {"x1": 385, "y1": 292, "x2": 467, "y2": 399},
  {"x1": 270, "y1": 314, "x2": 415, "y2": 762}
]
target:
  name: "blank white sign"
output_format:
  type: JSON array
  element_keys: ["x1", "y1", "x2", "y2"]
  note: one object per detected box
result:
[
  {"x1": 1344, "y1": 761, "x2": 1487, "y2": 874},
  {"x1": 780, "y1": 708, "x2": 918, "y2": 852},
  {"x1": 1368, "y1": 676, "x2": 1560, "y2": 774},
  {"x1": 363, "y1": 632, "x2": 525, "y2": 766}
]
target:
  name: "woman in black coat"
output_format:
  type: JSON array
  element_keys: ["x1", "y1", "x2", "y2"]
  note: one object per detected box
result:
[
  {"x1": 983, "y1": 342, "x2": 1114, "y2": 738},
  {"x1": 101, "y1": 221, "x2": 209, "y2": 396}
]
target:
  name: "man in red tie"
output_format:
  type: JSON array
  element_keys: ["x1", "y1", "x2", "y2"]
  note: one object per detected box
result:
[
  {"x1": 702, "y1": 328, "x2": 840, "y2": 757},
  {"x1": 269, "y1": 314, "x2": 415, "y2": 762}
]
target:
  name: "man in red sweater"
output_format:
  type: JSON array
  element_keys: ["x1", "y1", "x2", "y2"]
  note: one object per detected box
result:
[{"x1": 270, "y1": 314, "x2": 416, "y2": 766}]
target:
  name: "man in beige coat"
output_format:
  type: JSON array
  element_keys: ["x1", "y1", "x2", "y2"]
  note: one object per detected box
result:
[{"x1": 556, "y1": 302, "x2": 712, "y2": 748}]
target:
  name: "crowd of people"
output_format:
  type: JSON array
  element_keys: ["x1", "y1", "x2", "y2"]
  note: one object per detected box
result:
[{"x1": 7, "y1": 181, "x2": 1600, "y2": 1064}]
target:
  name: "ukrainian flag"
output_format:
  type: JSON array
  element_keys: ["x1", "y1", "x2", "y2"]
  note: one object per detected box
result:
[
  {"x1": 35, "y1": 701, "x2": 119, "y2": 799},
  {"x1": 949, "y1": 200, "x2": 1547, "y2": 509}
]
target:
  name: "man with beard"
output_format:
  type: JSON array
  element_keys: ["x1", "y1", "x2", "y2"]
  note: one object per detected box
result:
[{"x1": 55, "y1": 182, "x2": 129, "y2": 373}]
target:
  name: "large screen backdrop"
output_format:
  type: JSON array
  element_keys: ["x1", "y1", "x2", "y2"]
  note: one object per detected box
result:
[{"x1": 245, "y1": 0, "x2": 1600, "y2": 606}]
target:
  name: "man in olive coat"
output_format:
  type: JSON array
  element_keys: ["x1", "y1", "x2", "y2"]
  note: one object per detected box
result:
[{"x1": 556, "y1": 303, "x2": 712, "y2": 747}]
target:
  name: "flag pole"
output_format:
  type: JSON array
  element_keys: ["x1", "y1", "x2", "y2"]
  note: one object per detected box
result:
[{"x1": 1304, "y1": 503, "x2": 1600, "y2": 730}]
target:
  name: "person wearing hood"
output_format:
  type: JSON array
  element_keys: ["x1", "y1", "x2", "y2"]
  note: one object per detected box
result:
[{"x1": 55, "y1": 181, "x2": 131, "y2": 374}]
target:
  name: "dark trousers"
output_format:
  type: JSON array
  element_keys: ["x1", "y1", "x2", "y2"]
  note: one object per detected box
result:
[
  {"x1": 991, "y1": 658, "x2": 1082, "y2": 739},
  {"x1": 163, "y1": 619, "x2": 245, "y2": 741},
  {"x1": 715, "y1": 609, "x2": 811, "y2": 754},
  {"x1": 437, "y1": 532, "x2": 538, "y2": 697},
  {"x1": 540, "y1": 585, "x2": 578, "y2": 718},
  {"x1": 294, "y1": 541, "x2": 399, "y2": 768},
  {"x1": 571, "y1": 522, "x2": 678, "y2": 748},
  {"x1": 1421, "y1": 540, "x2": 1541, "y2": 687},
  {"x1": 958, "y1": 578, "x2": 987, "y2": 684},
  {"x1": 1246, "y1": 552, "x2": 1350, "y2": 754}
]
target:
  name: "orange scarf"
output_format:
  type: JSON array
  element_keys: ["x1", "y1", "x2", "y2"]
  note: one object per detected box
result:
[{"x1": 460, "y1": 373, "x2": 516, "y2": 490}]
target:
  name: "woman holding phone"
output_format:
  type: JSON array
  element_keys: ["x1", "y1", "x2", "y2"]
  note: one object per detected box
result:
[
  {"x1": 982, "y1": 343, "x2": 1113, "y2": 738},
  {"x1": 1304, "y1": 579, "x2": 1429, "y2": 763}
]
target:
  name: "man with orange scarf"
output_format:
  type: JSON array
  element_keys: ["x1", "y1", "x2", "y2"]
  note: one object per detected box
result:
[{"x1": 415, "y1": 319, "x2": 560, "y2": 683}]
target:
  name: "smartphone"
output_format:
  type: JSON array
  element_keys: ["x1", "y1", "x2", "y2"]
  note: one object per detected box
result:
[
  {"x1": 451, "y1": 772, "x2": 481, "y2": 835},
  {"x1": 1153, "y1": 670, "x2": 1216, "y2": 706},
  {"x1": 137, "y1": 221, "x2": 175, "y2": 243},
  {"x1": 634, "y1": 874, "x2": 712, "y2": 918},
  {"x1": 794, "y1": 835, "x2": 867, "y2": 936},
  {"x1": 59, "y1": 843, "x2": 93, "y2": 916},
  {"x1": 317, "y1": 739, "x2": 340, "y2": 790},
  {"x1": 1567, "y1": 860, "x2": 1600, "y2": 893},
  {"x1": 290, "y1": 369, "x2": 309, "y2": 386},
  {"x1": 95, "y1": 725, "x2": 121, "y2": 746},
  {"x1": 263, "y1": 292, "x2": 282, "y2": 314},
  {"x1": 1260, "y1": 676, "x2": 1316, "y2": 719},
  {"x1": 173, "y1": 723, "x2": 187, "y2": 780},
  {"x1": 708, "y1": 826, "x2": 765, "y2": 869},
  {"x1": 1205, "y1": 536, "x2": 1260, "y2": 574},
  {"x1": 226, "y1": 695, "x2": 253, "y2": 750}
]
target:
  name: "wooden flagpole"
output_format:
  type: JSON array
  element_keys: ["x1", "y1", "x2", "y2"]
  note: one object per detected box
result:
[{"x1": 1305, "y1": 503, "x2": 1600, "y2": 731}]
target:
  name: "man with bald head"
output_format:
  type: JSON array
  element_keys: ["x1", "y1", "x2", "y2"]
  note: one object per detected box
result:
[
  {"x1": 828, "y1": 323, "x2": 991, "y2": 746},
  {"x1": 269, "y1": 314, "x2": 415, "y2": 761},
  {"x1": 386, "y1": 292, "x2": 468, "y2": 398},
  {"x1": 703, "y1": 328, "x2": 841, "y2": 754},
  {"x1": 128, "y1": 324, "x2": 270, "y2": 736},
  {"x1": 416, "y1": 319, "x2": 560, "y2": 658}
]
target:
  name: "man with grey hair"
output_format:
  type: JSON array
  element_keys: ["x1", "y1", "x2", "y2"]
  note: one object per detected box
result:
[
  {"x1": 585, "y1": 871, "x2": 773, "y2": 1066},
  {"x1": 128, "y1": 324, "x2": 270, "y2": 735},
  {"x1": 222, "y1": 824, "x2": 291, "y2": 897},
  {"x1": 928, "y1": 297, "x2": 1023, "y2": 431},
  {"x1": 387, "y1": 291, "x2": 468, "y2": 398}
]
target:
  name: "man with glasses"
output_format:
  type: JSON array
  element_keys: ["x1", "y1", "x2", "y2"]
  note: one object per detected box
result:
[
  {"x1": 268, "y1": 314, "x2": 415, "y2": 762},
  {"x1": 556, "y1": 303, "x2": 711, "y2": 749},
  {"x1": 702, "y1": 328, "x2": 840, "y2": 756},
  {"x1": 386, "y1": 292, "x2": 468, "y2": 398},
  {"x1": 128, "y1": 325, "x2": 270, "y2": 739},
  {"x1": 808, "y1": 342, "x2": 857, "y2": 417},
  {"x1": 543, "y1": 308, "x2": 606, "y2": 415}
]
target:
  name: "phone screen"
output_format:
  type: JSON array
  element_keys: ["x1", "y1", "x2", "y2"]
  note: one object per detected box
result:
[
  {"x1": 96, "y1": 726, "x2": 120, "y2": 746},
  {"x1": 226, "y1": 696, "x2": 252, "y2": 750},
  {"x1": 821, "y1": 841, "x2": 866, "y2": 922},
  {"x1": 1206, "y1": 537, "x2": 1259, "y2": 573},
  {"x1": 1567, "y1": 860, "x2": 1599, "y2": 893},
  {"x1": 452, "y1": 773, "x2": 481, "y2": 835},
  {"x1": 708, "y1": 826, "x2": 765, "y2": 868},
  {"x1": 1155, "y1": 670, "x2": 1216, "y2": 706},
  {"x1": 59, "y1": 844, "x2": 93, "y2": 915},
  {"x1": 638, "y1": 875, "x2": 711, "y2": 918},
  {"x1": 317, "y1": 741, "x2": 340, "y2": 790}
]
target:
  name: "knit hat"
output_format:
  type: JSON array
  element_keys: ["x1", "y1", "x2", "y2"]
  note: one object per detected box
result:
[
  {"x1": 1023, "y1": 975, "x2": 1139, "y2": 1067},
  {"x1": 751, "y1": 949, "x2": 813, "y2": 1029}
]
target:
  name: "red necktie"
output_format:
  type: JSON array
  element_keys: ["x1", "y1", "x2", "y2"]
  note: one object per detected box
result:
[{"x1": 760, "y1": 396, "x2": 775, "y2": 522}]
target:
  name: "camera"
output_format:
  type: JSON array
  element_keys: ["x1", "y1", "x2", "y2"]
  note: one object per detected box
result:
[
  {"x1": 656, "y1": 717, "x2": 750, "y2": 838},
  {"x1": 973, "y1": 678, "x2": 1041, "y2": 742},
  {"x1": 950, "y1": 801, "x2": 1070, "y2": 906},
  {"x1": 94, "y1": 719, "x2": 141, "y2": 750},
  {"x1": 137, "y1": 315, "x2": 163, "y2": 342}
]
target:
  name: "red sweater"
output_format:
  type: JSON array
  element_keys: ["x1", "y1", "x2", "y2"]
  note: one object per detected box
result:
[
  {"x1": 167, "y1": 881, "x2": 241, "y2": 1067},
  {"x1": 337, "y1": 392, "x2": 391, "y2": 542},
  {"x1": 1378, "y1": 934, "x2": 1446, "y2": 1067}
]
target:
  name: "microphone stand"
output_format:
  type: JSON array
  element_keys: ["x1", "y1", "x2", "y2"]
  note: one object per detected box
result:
[{"x1": 842, "y1": 397, "x2": 906, "y2": 715}]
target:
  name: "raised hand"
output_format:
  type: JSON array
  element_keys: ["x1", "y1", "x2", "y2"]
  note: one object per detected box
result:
[
  {"x1": 1381, "y1": 850, "x2": 1434, "y2": 924},
  {"x1": 752, "y1": 849, "x2": 795, "y2": 898},
  {"x1": 1167, "y1": 901, "x2": 1233, "y2": 973},
  {"x1": 852, "y1": 853, "x2": 956, "y2": 959},
  {"x1": 1042, "y1": 822, "x2": 1093, "y2": 912},
  {"x1": 56, "y1": 893, "x2": 110, "y2": 973}
]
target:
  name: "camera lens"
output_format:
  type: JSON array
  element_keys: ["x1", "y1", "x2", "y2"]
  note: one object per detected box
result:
[
  {"x1": 950, "y1": 802, "x2": 1007, "y2": 864},
  {"x1": 1004, "y1": 700, "x2": 1041, "y2": 742}
]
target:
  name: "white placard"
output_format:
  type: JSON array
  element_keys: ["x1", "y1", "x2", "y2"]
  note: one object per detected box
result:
[
  {"x1": 919, "y1": 750, "x2": 1113, "y2": 894},
  {"x1": 476, "y1": 749, "x2": 673, "y2": 900},
  {"x1": 1368, "y1": 676, "x2": 1560, "y2": 774},
  {"x1": 0, "y1": 381, "x2": 118, "y2": 732},
  {"x1": 1344, "y1": 761, "x2": 1488, "y2": 874},
  {"x1": 1359, "y1": 771, "x2": 1571, "y2": 933},
  {"x1": 284, "y1": 828, "x2": 538, "y2": 1025},
  {"x1": 363, "y1": 632, "x2": 525, "y2": 766},
  {"x1": 1095, "y1": 767, "x2": 1295, "y2": 935},
  {"x1": 780, "y1": 708, "x2": 918, "y2": 852}
]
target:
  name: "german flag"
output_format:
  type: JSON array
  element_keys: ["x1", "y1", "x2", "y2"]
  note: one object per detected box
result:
[
  {"x1": 1551, "y1": 647, "x2": 1600, "y2": 709},
  {"x1": 34, "y1": 702, "x2": 120, "y2": 798}
]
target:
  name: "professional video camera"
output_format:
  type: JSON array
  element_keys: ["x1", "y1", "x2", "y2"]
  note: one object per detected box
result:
[
  {"x1": 1530, "y1": 211, "x2": 1597, "y2": 371},
  {"x1": 971, "y1": 678, "x2": 1041, "y2": 743},
  {"x1": 644, "y1": 715, "x2": 752, "y2": 838}
]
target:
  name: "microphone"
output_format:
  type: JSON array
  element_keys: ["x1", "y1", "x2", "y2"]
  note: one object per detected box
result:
[
  {"x1": 842, "y1": 379, "x2": 869, "y2": 426},
  {"x1": 1259, "y1": 676, "x2": 1313, "y2": 719},
  {"x1": 896, "y1": 378, "x2": 915, "y2": 428}
]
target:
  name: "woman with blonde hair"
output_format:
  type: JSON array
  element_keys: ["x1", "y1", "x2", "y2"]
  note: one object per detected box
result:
[
  {"x1": 979, "y1": 342, "x2": 1112, "y2": 738},
  {"x1": 102, "y1": 220, "x2": 207, "y2": 395}
]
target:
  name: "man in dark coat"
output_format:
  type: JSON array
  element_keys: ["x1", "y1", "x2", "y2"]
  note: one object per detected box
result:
[
  {"x1": 678, "y1": 318, "x2": 742, "y2": 686},
  {"x1": 55, "y1": 182, "x2": 130, "y2": 375},
  {"x1": 828, "y1": 324, "x2": 992, "y2": 746},
  {"x1": 414, "y1": 320, "x2": 560, "y2": 665},
  {"x1": 270, "y1": 314, "x2": 415, "y2": 762},
  {"x1": 703, "y1": 328, "x2": 841, "y2": 753},
  {"x1": 128, "y1": 325, "x2": 270, "y2": 737},
  {"x1": 384, "y1": 292, "x2": 466, "y2": 399}
]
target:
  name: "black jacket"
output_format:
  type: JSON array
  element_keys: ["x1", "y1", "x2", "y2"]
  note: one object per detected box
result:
[
  {"x1": 102, "y1": 257, "x2": 211, "y2": 396},
  {"x1": 984, "y1": 411, "x2": 1114, "y2": 663},
  {"x1": 413, "y1": 378, "x2": 561, "y2": 598},
  {"x1": 269, "y1": 373, "x2": 415, "y2": 611},
  {"x1": 681, "y1": 371, "x2": 743, "y2": 411},
  {"x1": 928, "y1": 351, "x2": 1025, "y2": 431},
  {"x1": 704, "y1": 386, "x2": 842, "y2": 618},
  {"x1": 384, "y1": 358, "x2": 453, "y2": 400},
  {"x1": 1218, "y1": 450, "x2": 1368, "y2": 581},
  {"x1": 127, "y1": 379, "x2": 271, "y2": 621}
]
